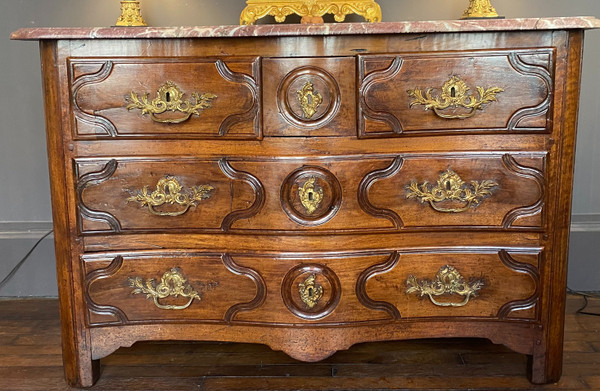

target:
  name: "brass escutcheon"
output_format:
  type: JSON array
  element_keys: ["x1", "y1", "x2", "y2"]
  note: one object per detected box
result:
[
  {"x1": 298, "y1": 274, "x2": 324, "y2": 309},
  {"x1": 297, "y1": 81, "x2": 323, "y2": 120},
  {"x1": 407, "y1": 76, "x2": 503, "y2": 120},
  {"x1": 127, "y1": 81, "x2": 217, "y2": 124},
  {"x1": 298, "y1": 176, "x2": 324, "y2": 215},
  {"x1": 406, "y1": 265, "x2": 484, "y2": 307},
  {"x1": 406, "y1": 169, "x2": 498, "y2": 213},
  {"x1": 127, "y1": 176, "x2": 214, "y2": 217}
]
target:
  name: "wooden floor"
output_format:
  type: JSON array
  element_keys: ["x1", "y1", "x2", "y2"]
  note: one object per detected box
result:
[{"x1": 0, "y1": 296, "x2": 598, "y2": 391}]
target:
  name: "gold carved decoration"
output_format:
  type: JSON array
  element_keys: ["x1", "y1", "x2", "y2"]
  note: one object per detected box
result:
[
  {"x1": 406, "y1": 265, "x2": 485, "y2": 308},
  {"x1": 407, "y1": 76, "x2": 504, "y2": 120},
  {"x1": 127, "y1": 81, "x2": 217, "y2": 124},
  {"x1": 127, "y1": 176, "x2": 214, "y2": 217},
  {"x1": 462, "y1": 0, "x2": 500, "y2": 19},
  {"x1": 128, "y1": 268, "x2": 218, "y2": 310},
  {"x1": 115, "y1": 0, "x2": 147, "y2": 27},
  {"x1": 240, "y1": 0, "x2": 382, "y2": 25},
  {"x1": 299, "y1": 177, "x2": 324, "y2": 215},
  {"x1": 297, "y1": 81, "x2": 323, "y2": 120},
  {"x1": 299, "y1": 274, "x2": 323, "y2": 309},
  {"x1": 406, "y1": 169, "x2": 498, "y2": 213}
]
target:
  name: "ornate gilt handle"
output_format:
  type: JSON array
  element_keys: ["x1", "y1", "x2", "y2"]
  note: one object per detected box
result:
[
  {"x1": 406, "y1": 169, "x2": 498, "y2": 213},
  {"x1": 127, "y1": 176, "x2": 214, "y2": 217},
  {"x1": 406, "y1": 265, "x2": 484, "y2": 307},
  {"x1": 407, "y1": 76, "x2": 503, "y2": 119},
  {"x1": 128, "y1": 268, "x2": 218, "y2": 310},
  {"x1": 127, "y1": 81, "x2": 217, "y2": 124}
]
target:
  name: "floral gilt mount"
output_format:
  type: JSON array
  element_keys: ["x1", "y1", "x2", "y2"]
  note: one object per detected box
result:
[{"x1": 240, "y1": 0, "x2": 382, "y2": 25}]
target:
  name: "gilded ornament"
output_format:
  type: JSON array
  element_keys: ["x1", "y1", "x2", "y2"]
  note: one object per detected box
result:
[
  {"x1": 407, "y1": 76, "x2": 504, "y2": 119},
  {"x1": 128, "y1": 176, "x2": 214, "y2": 217},
  {"x1": 128, "y1": 268, "x2": 218, "y2": 310},
  {"x1": 127, "y1": 81, "x2": 217, "y2": 124},
  {"x1": 240, "y1": 0, "x2": 382, "y2": 25},
  {"x1": 406, "y1": 265, "x2": 485, "y2": 307},
  {"x1": 298, "y1": 274, "x2": 324, "y2": 309},
  {"x1": 298, "y1": 177, "x2": 324, "y2": 215},
  {"x1": 297, "y1": 81, "x2": 323, "y2": 120},
  {"x1": 462, "y1": 0, "x2": 500, "y2": 19},
  {"x1": 406, "y1": 169, "x2": 498, "y2": 213},
  {"x1": 115, "y1": 0, "x2": 147, "y2": 27}
]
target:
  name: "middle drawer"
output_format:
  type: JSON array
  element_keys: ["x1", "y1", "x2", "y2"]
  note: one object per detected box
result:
[{"x1": 75, "y1": 153, "x2": 545, "y2": 235}]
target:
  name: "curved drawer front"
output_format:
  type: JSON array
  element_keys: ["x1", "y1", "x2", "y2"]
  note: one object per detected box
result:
[
  {"x1": 262, "y1": 57, "x2": 356, "y2": 137},
  {"x1": 366, "y1": 250, "x2": 540, "y2": 320},
  {"x1": 69, "y1": 57, "x2": 260, "y2": 139},
  {"x1": 83, "y1": 252, "x2": 258, "y2": 326},
  {"x1": 359, "y1": 49, "x2": 554, "y2": 137},
  {"x1": 83, "y1": 249, "x2": 539, "y2": 327},
  {"x1": 75, "y1": 153, "x2": 545, "y2": 235}
]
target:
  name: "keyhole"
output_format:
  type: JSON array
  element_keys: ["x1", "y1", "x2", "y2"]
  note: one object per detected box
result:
[
  {"x1": 308, "y1": 287, "x2": 314, "y2": 297},
  {"x1": 166, "y1": 92, "x2": 171, "y2": 102},
  {"x1": 450, "y1": 87, "x2": 456, "y2": 98},
  {"x1": 445, "y1": 181, "x2": 452, "y2": 190},
  {"x1": 308, "y1": 191, "x2": 314, "y2": 201}
]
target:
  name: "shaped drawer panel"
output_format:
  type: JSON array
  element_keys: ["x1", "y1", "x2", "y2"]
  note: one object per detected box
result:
[
  {"x1": 70, "y1": 57, "x2": 260, "y2": 139},
  {"x1": 359, "y1": 49, "x2": 554, "y2": 137}
]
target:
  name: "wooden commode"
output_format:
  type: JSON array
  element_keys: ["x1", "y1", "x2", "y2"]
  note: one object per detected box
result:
[{"x1": 11, "y1": 17, "x2": 600, "y2": 387}]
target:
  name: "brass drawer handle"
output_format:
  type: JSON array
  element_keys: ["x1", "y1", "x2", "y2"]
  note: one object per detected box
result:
[
  {"x1": 407, "y1": 76, "x2": 503, "y2": 119},
  {"x1": 406, "y1": 169, "x2": 498, "y2": 213},
  {"x1": 127, "y1": 81, "x2": 217, "y2": 124},
  {"x1": 299, "y1": 274, "x2": 323, "y2": 309},
  {"x1": 127, "y1": 176, "x2": 214, "y2": 217},
  {"x1": 297, "y1": 81, "x2": 323, "y2": 119},
  {"x1": 406, "y1": 265, "x2": 484, "y2": 308},
  {"x1": 128, "y1": 268, "x2": 218, "y2": 310}
]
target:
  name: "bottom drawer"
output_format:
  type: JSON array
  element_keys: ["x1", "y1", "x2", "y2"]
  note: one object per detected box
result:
[{"x1": 83, "y1": 249, "x2": 540, "y2": 327}]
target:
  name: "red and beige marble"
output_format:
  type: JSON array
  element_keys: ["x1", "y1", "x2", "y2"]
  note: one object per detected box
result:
[{"x1": 10, "y1": 16, "x2": 600, "y2": 40}]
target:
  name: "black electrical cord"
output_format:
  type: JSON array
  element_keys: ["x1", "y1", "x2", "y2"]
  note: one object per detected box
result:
[
  {"x1": 567, "y1": 288, "x2": 600, "y2": 317},
  {"x1": 0, "y1": 230, "x2": 54, "y2": 293}
]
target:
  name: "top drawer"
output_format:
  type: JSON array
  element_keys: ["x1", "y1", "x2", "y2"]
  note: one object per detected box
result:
[
  {"x1": 358, "y1": 49, "x2": 554, "y2": 137},
  {"x1": 69, "y1": 57, "x2": 261, "y2": 140}
]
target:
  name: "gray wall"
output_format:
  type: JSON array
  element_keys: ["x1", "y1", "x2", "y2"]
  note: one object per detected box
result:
[{"x1": 0, "y1": 0, "x2": 599, "y2": 296}]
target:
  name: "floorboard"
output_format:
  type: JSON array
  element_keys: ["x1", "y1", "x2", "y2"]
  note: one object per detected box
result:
[{"x1": 0, "y1": 295, "x2": 598, "y2": 390}]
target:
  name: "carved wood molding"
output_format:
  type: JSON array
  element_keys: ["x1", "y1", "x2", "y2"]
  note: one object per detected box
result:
[
  {"x1": 71, "y1": 61, "x2": 118, "y2": 137},
  {"x1": 76, "y1": 159, "x2": 122, "y2": 234},
  {"x1": 357, "y1": 157, "x2": 404, "y2": 229},
  {"x1": 501, "y1": 154, "x2": 546, "y2": 228},
  {"x1": 214, "y1": 59, "x2": 261, "y2": 137},
  {"x1": 497, "y1": 250, "x2": 541, "y2": 319},
  {"x1": 358, "y1": 56, "x2": 404, "y2": 136},
  {"x1": 222, "y1": 254, "x2": 267, "y2": 322},
  {"x1": 506, "y1": 51, "x2": 554, "y2": 130},
  {"x1": 218, "y1": 159, "x2": 266, "y2": 232},
  {"x1": 84, "y1": 256, "x2": 129, "y2": 326},
  {"x1": 355, "y1": 252, "x2": 401, "y2": 320}
]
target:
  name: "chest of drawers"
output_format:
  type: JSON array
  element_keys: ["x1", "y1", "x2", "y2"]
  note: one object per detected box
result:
[{"x1": 11, "y1": 17, "x2": 600, "y2": 387}]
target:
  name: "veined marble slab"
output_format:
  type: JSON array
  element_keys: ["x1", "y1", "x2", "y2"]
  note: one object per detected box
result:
[{"x1": 10, "y1": 17, "x2": 600, "y2": 40}]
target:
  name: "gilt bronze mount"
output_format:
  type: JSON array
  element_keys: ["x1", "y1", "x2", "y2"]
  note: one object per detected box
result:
[{"x1": 240, "y1": 0, "x2": 382, "y2": 25}]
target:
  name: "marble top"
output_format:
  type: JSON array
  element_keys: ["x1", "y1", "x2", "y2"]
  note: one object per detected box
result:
[{"x1": 10, "y1": 17, "x2": 600, "y2": 40}]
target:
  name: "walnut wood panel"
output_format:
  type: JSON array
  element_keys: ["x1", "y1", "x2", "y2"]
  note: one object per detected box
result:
[
  {"x1": 359, "y1": 49, "x2": 554, "y2": 137},
  {"x1": 367, "y1": 153, "x2": 546, "y2": 229},
  {"x1": 70, "y1": 58, "x2": 260, "y2": 139},
  {"x1": 83, "y1": 252, "x2": 259, "y2": 326},
  {"x1": 365, "y1": 250, "x2": 540, "y2": 320},
  {"x1": 262, "y1": 57, "x2": 356, "y2": 137},
  {"x1": 75, "y1": 158, "x2": 259, "y2": 234}
]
